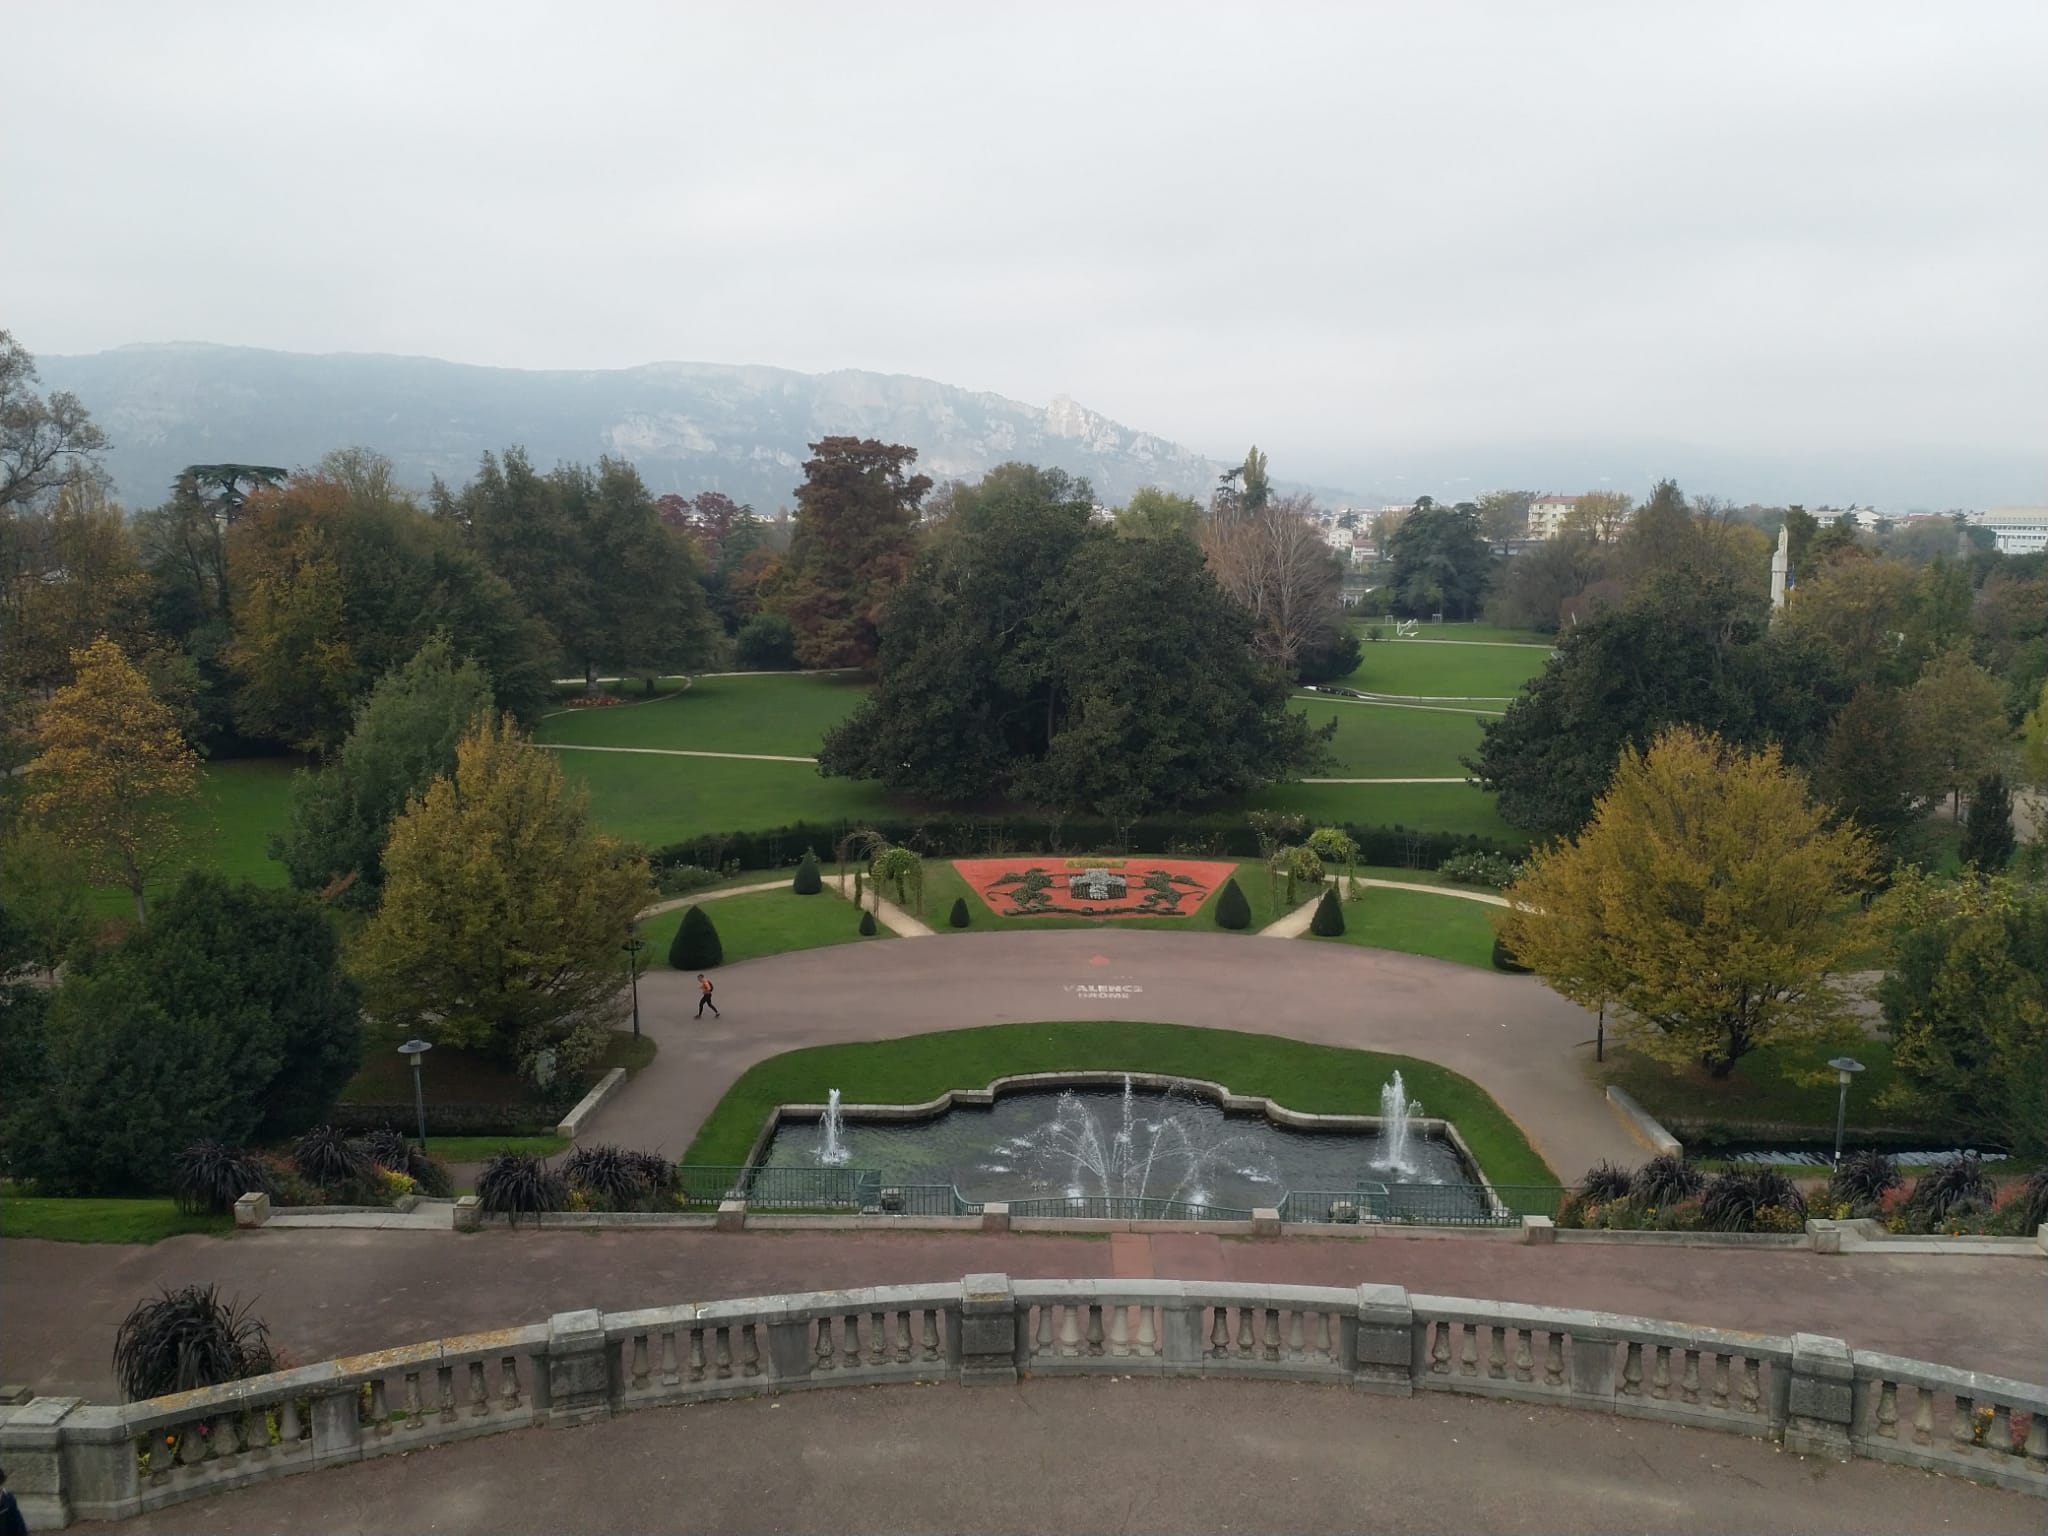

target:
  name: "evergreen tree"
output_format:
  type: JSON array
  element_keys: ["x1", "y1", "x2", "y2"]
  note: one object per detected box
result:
[
  {"x1": 1960, "y1": 774, "x2": 2016, "y2": 872},
  {"x1": 858, "y1": 909, "x2": 878, "y2": 937},
  {"x1": 776, "y1": 437, "x2": 931, "y2": 670},
  {"x1": 1309, "y1": 887, "x2": 1346, "y2": 936},
  {"x1": 948, "y1": 896, "x2": 972, "y2": 928},
  {"x1": 792, "y1": 849, "x2": 822, "y2": 894},
  {"x1": 1213, "y1": 878, "x2": 1252, "y2": 930},
  {"x1": 670, "y1": 904, "x2": 722, "y2": 969}
]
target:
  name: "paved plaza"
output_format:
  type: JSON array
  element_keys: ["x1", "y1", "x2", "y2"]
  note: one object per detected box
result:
[{"x1": 98, "y1": 1378, "x2": 2042, "y2": 1535}]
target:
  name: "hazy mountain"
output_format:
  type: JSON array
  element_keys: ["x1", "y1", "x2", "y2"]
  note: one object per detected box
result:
[{"x1": 37, "y1": 343, "x2": 1250, "y2": 511}]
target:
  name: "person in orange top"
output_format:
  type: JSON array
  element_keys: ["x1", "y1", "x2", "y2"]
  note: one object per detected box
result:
[{"x1": 695, "y1": 974, "x2": 720, "y2": 1019}]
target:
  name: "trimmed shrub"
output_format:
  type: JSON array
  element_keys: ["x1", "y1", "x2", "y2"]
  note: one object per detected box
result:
[
  {"x1": 1701, "y1": 1168, "x2": 1806, "y2": 1232},
  {"x1": 1213, "y1": 878, "x2": 1252, "y2": 931},
  {"x1": 1490, "y1": 937, "x2": 1532, "y2": 973},
  {"x1": 627, "y1": 1150, "x2": 680, "y2": 1199},
  {"x1": 476, "y1": 1151, "x2": 569, "y2": 1227},
  {"x1": 670, "y1": 905, "x2": 722, "y2": 969},
  {"x1": 2009, "y1": 1168, "x2": 2048, "y2": 1232},
  {"x1": 1905, "y1": 1155, "x2": 1994, "y2": 1223},
  {"x1": 1827, "y1": 1149, "x2": 1899, "y2": 1211},
  {"x1": 1631, "y1": 1154, "x2": 1704, "y2": 1206},
  {"x1": 114, "y1": 1285, "x2": 276, "y2": 1402},
  {"x1": 1578, "y1": 1161, "x2": 1635, "y2": 1204},
  {"x1": 292, "y1": 1124, "x2": 370, "y2": 1191},
  {"x1": 858, "y1": 909, "x2": 878, "y2": 937},
  {"x1": 948, "y1": 896, "x2": 972, "y2": 929},
  {"x1": 172, "y1": 1141, "x2": 275, "y2": 1217},
  {"x1": 1309, "y1": 887, "x2": 1346, "y2": 937},
  {"x1": 792, "y1": 850, "x2": 822, "y2": 895},
  {"x1": 356, "y1": 1127, "x2": 453, "y2": 1197},
  {"x1": 1438, "y1": 851, "x2": 1523, "y2": 889}
]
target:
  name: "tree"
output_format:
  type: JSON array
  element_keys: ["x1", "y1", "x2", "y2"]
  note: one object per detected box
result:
[
  {"x1": 7, "y1": 873, "x2": 361, "y2": 1193},
  {"x1": 1114, "y1": 487, "x2": 1204, "y2": 542},
  {"x1": 1383, "y1": 504, "x2": 1492, "y2": 620},
  {"x1": 554, "y1": 458, "x2": 719, "y2": 691},
  {"x1": 25, "y1": 636, "x2": 199, "y2": 919},
  {"x1": 776, "y1": 437, "x2": 931, "y2": 670},
  {"x1": 0, "y1": 330, "x2": 107, "y2": 510},
  {"x1": 1877, "y1": 872, "x2": 2047, "y2": 1159},
  {"x1": 1214, "y1": 878, "x2": 1252, "y2": 930},
  {"x1": 0, "y1": 819, "x2": 95, "y2": 977},
  {"x1": 1476, "y1": 490, "x2": 1534, "y2": 550},
  {"x1": 669, "y1": 904, "x2": 722, "y2": 969},
  {"x1": 351, "y1": 715, "x2": 651, "y2": 1078},
  {"x1": 1960, "y1": 773, "x2": 2016, "y2": 872},
  {"x1": 1200, "y1": 492, "x2": 1344, "y2": 677},
  {"x1": 1562, "y1": 491, "x2": 1633, "y2": 544},
  {"x1": 1813, "y1": 684, "x2": 1934, "y2": 858},
  {"x1": 733, "y1": 613, "x2": 797, "y2": 670},
  {"x1": 275, "y1": 635, "x2": 494, "y2": 908},
  {"x1": 1309, "y1": 887, "x2": 1346, "y2": 936},
  {"x1": 1779, "y1": 557, "x2": 1941, "y2": 690},
  {"x1": 2024, "y1": 679, "x2": 2048, "y2": 786},
  {"x1": 1495, "y1": 727, "x2": 1876, "y2": 1077},
  {"x1": 1, "y1": 474, "x2": 154, "y2": 698},
  {"x1": 1906, "y1": 646, "x2": 2012, "y2": 813},
  {"x1": 948, "y1": 896, "x2": 972, "y2": 928},
  {"x1": 792, "y1": 849, "x2": 822, "y2": 894},
  {"x1": 1467, "y1": 575, "x2": 1844, "y2": 840},
  {"x1": 1295, "y1": 623, "x2": 1362, "y2": 684}
]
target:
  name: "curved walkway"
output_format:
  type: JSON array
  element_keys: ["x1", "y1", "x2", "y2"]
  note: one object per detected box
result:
[
  {"x1": 586, "y1": 930, "x2": 1634, "y2": 1178},
  {"x1": 99, "y1": 1377, "x2": 2035, "y2": 1535}
]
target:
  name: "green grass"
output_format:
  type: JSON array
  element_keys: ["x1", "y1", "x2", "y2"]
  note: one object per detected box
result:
[
  {"x1": 1333, "y1": 639, "x2": 1551, "y2": 699},
  {"x1": 638, "y1": 886, "x2": 893, "y2": 966},
  {"x1": 1233, "y1": 780, "x2": 1521, "y2": 841},
  {"x1": 1295, "y1": 697, "x2": 1492, "y2": 778},
  {"x1": 425, "y1": 1135, "x2": 569, "y2": 1161},
  {"x1": 0, "y1": 1196, "x2": 232, "y2": 1244},
  {"x1": 1305, "y1": 885, "x2": 1501, "y2": 967},
  {"x1": 926, "y1": 857, "x2": 1287, "y2": 934},
  {"x1": 1355, "y1": 621, "x2": 1554, "y2": 646},
  {"x1": 1594, "y1": 1038, "x2": 1938, "y2": 1139},
  {"x1": 551, "y1": 751, "x2": 898, "y2": 848},
  {"x1": 89, "y1": 757, "x2": 299, "y2": 915},
  {"x1": 536, "y1": 672, "x2": 869, "y2": 756},
  {"x1": 682, "y1": 1019, "x2": 1557, "y2": 1186}
]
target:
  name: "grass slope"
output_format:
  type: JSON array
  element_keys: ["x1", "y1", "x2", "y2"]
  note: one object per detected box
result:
[
  {"x1": 1304, "y1": 885, "x2": 1500, "y2": 968},
  {"x1": 1295, "y1": 698, "x2": 1491, "y2": 778},
  {"x1": 683, "y1": 1019, "x2": 1557, "y2": 1188},
  {"x1": 536, "y1": 672, "x2": 868, "y2": 756},
  {"x1": 1335, "y1": 639, "x2": 1551, "y2": 699},
  {"x1": 89, "y1": 757, "x2": 298, "y2": 914},
  {"x1": 1594, "y1": 1039, "x2": 1940, "y2": 1141},
  {"x1": 639, "y1": 886, "x2": 893, "y2": 966},
  {"x1": 550, "y1": 752, "x2": 897, "y2": 847},
  {"x1": 1234, "y1": 780, "x2": 1520, "y2": 841},
  {"x1": 0, "y1": 1196, "x2": 232, "y2": 1244}
]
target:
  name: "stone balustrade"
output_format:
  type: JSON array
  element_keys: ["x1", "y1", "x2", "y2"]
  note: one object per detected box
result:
[{"x1": 3, "y1": 1277, "x2": 2041, "y2": 1526}]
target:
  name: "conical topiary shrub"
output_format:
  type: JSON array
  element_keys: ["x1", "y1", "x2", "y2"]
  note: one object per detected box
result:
[
  {"x1": 1213, "y1": 877, "x2": 1251, "y2": 930},
  {"x1": 948, "y1": 896, "x2": 971, "y2": 928},
  {"x1": 1309, "y1": 887, "x2": 1345, "y2": 936},
  {"x1": 858, "y1": 909, "x2": 878, "y2": 937},
  {"x1": 792, "y1": 849, "x2": 822, "y2": 894},
  {"x1": 1490, "y1": 937, "x2": 1532, "y2": 974},
  {"x1": 670, "y1": 904, "x2": 722, "y2": 968}
]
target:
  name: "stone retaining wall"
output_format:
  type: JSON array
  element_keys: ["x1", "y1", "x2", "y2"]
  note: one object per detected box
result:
[{"x1": 4, "y1": 1276, "x2": 2041, "y2": 1526}]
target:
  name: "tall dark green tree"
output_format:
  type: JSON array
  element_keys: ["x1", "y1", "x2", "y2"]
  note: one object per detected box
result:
[
  {"x1": 776, "y1": 437, "x2": 931, "y2": 670},
  {"x1": 1960, "y1": 773, "x2": 2016, "y2": 872},
  {"x1": 1384, "y1": 504, "x2": 1493, "y2": 619},
  {"x1": 1813, "y1": 683, "x2": 1934, "y2": 859}
]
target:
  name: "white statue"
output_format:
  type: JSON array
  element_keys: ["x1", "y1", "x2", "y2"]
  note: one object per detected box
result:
[{"x1": 1769, "y1": 524, "x2": 1791, "y2": 616}]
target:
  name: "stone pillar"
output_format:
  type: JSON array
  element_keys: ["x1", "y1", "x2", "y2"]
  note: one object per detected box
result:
[
  {"x1": 2036, "y1": 1222, "x2": 2047, "y2": 1257},
  {"x1": 51, "y1": 1405, "x2": 141, "y2": 1523},
  {"x1": 1157, "y1": 1292, "x2": 1207, "y2": 1373},
  {"x1": 1520, "y1": 1214, "x2": 1556, "y2": 1245},
  {"x1": 234, "y1": 1191, "x2": 272, "y2": 1228},
  {"x1": 452, "y1": 1195, "x2": 482, "y2": 1233},
  {"x1": 1807, "y1": 1219, "x2": 1843, "y2": 1255},
  {"x1": 980, "y1": 1201, "x2": 1010, "y2": 1234},
  {"x1": 1783, "y1": 1333, "x2": 1855, "y2": 1459},
  {"x1": 1569, "y1": 1334, "x2": 1618, "y2": 1405},
  {"x1": 958, "y1": 1274, "x2": 1018, "y2": 1385},
  {"x1": 0, "y1": 1395, "x2": 80, "y2": 1528},
  {"x1": 311, "y1": 1387, "x2": 364, "y2": 1461},
  {"x1": 715, "y1": 1199, "x2": 746, "y2": 1233},
  {"x1": 1251, "y1": 1208, "x2": 1281, "y2": 1238},
  {"x1": 545, "y1": 1310, "x2": 615, "y2": 1425},
  {"x1": 764, "y1": 1309, "x2": 814, "y2": 1384},
  {"x1": 1352, "y1": 1284, "x2": 1413, "y2": 1397}
]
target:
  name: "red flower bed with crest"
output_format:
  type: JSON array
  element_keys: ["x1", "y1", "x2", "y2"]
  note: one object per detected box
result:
[{"x1": 952, "y1": 857, "x2": 1238, "y2": 919}]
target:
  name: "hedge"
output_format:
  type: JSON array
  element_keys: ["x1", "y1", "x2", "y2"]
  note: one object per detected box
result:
[{"x1": 654, "y1": 817, "x2": 1517, "y2": 879}]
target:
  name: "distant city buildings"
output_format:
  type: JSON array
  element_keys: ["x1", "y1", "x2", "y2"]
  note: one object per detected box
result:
[
  {"x1": 1527, "y1": 495, "x2": 1584, "y2": 539},
  {"x1": 1975, "y1": 506, "x2": 2048, "y2": 554}
]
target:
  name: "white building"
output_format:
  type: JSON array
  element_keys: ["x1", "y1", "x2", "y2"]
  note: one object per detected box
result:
[
  {"x1": 1976, "y1": 506, "x2": 2048, "y2": 555},
  {"x1": 1527, "y1": 495, "x2": 1583, "y2": 538}
]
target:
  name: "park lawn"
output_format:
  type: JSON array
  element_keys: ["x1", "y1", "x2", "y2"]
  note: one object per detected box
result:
[
  {"x1": 1303, "y1": 885, "x2": 1501, "y2": 968},
  {"x1": 1232, "y1": 780, "x2": 1522, "y2": 843},
  {"x1": 552, "y1": 750, "x2": 899, "y2": 848},
  {"x1": 927, "y1": 857, "x2": 1283, "y2": 934},
  {"x1": 638, "y1": 886, "x2": 892, "y2": 966},
  {"x1": 1333, "y1": 640, "x2": 1550, "y2": 700},
  {"x1": 88, "y1": 756, "x2": 299, "y2": 916},
  {"x1": 1355, "y1": 621, "x2": 1554, "y2": 647},
  {"x1": 536, "y1": 672, "x2": 868, "y2": 756},
  {"x1": 426, "y1": 1135, "x2": 569, "y2": 1160},
  {"x1": 1593, "y1": 1037, "x2": 1942, "y2": 1140},
  {"x1": 683, "y1": 1020, "x2": 1557, "y2": 1188},
  {"x1": 1294, "y1": 697, "x2": 1492, "y2": 778},
  {"x1": 0, "y1": 1194, "x2": 232, "y2": 1244}
]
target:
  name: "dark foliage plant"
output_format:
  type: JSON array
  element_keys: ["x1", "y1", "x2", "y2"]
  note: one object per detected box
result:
[
  {"x1": 626, "y1": 1150, "x2": 679, "y2": 1197},
  {"x1": 476, "y1": 1151, "x2": 568, "y2": 1226},
  {"x1": 670, "y1": 905, "x2": 722, "y2": 969},
  {"x1": 1213, "y1": 878, "x2": 1252, "y2": 931},
  {"x1": 1631, "y1": 1154, "x2": 1705, "y2": 1207},
  {"x1": 355, "y1": 1128, "x2": 454, "y2": 1197},
  {"x1": 858, "y1": 909, "x2": 878, "y2": 937},
  {"x1": 948, "y1": 896, "x2": 972, "y2": 928},
  {"x1": 113, "y1": 1285, "x2": 276, "y2": 1402},
  {"x1": 1489, "y1": 937, "x2": 1532, "y2": 974},
  {"x1": 1700, "y1": 1168, "x2": 1806, "y2": 1232},
  {"x1": 1906, "y1": 1155, "x2": 1995, "y2": 1222},
  {"x1": 2011, "y1": 1168, "x2": 2048, "y2": 1232},
  {"x1": 1309, "y1": 887, "x2": 1346, "y2": 937},
  {"x1": 292, "y1": 1124, "x2": 370, "y2": 1190},
  {"x1": 792, "y1": 850, "x2": 822, "y2": 895},
  {"x1": 1578, "y1": 1161, "x2": 1635, "y2": 1204},
  {"x1": 563, "y1": 1143, "x2": 648, "y2": 1210},
  {"x1": 172, "y1": 1141, "x2": 275, "y2": 1216},
  {"x1": 1827, "y1": 1149, "x2": 1899, "y2": 1208}
]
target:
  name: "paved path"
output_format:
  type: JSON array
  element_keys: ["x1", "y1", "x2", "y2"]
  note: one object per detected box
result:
[
  {"x1": 1301, "y1": 775, "x2": 1475, "y2": 783},
  {"x1": 639, "y1": 879, "x2": 791, "y2": 920},
  {"x1": 7, "y1": 1227, "x2": 2041, "y2": 1401},
  {"x1": 825, "y1": 872, "x2": 934, "y2": 936},
  {"x1": 101, "y1": 1377, "x2": 2036, "y2": 1535},
  {"x1": 539, "y1": 742, "x2": 819, "y2": 763},
  {"x1": 1261, "y1": 881, "x2": 1508, "y2": 939},
  {"x1": 1297, "y1": 694, "x2": 1504, "y2": 717},
  {"x1": 585, "y1": 931, "x2": 1621, "y2": 1175}
]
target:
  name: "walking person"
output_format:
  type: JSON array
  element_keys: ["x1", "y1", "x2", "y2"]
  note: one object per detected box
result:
[{"x1": 695, "y1": 973, "x2": 720, "y2": 1019}]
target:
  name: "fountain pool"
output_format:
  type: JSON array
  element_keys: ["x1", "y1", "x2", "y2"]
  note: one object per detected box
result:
[{"x1": 761, "y1": 1077, "x2": 1480, "y2": 1212}]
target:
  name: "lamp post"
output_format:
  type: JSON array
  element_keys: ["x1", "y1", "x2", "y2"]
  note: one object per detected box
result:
[
  {"x1": 622, "y1": 933, "x2": 646, "y2": 1039},
  {"x1": 1827, "y1": 1055, "x2": 1864, "y2": 1167},
  {"x1": 398, "y1": 1039, "x2": 433, "y2": 1151}
]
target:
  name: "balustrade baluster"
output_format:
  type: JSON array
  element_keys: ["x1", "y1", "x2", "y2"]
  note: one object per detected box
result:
[
  {"x1": 1430, "y1": 1322, "x2": 1451, "y2": 1375},
  {"x1": 2023, "y1": 1407, "x2": 2047, "y2": 1466},
  {"x1": 281, "y1": 1397, "x2": 304, "y2": 1444},
  {"x1": 368, "y1": 1379, "x2": 391, "y2": 1436},
  {"x1": 814, "y1": 1320, "x2": 836, "y2": 1374},
  {"x1": 438, "y1": 1365, "x2": 457, "y2": 1422},
  {"x1": 1679, "y1": 1350, "x2": 1699, "y2": 1405},
  {"x1": 1620, "y1": 1344, "x2": 1642, "y2": 1399},
  {"x1": 500, "y1": 1355, "x2": 523, "y2": 1410},
  {"x1": 1459, "y1": 1325, "x2": 1479, "y2": 1378},
  {"x1": 1513, "y1": 1329, "x2": 1533, "y2": 1385},
  {"x1": 403, "y1": 1371, "x2": 424, "y2": 1430},
  {"x1": 176, "y1": 1418, "x2": 206, "y2": 1467},
  {"x1": 1087, "y1": 1305, "x2": 1105, "y2": 1357},
  {"x1": 1286, "y1": 1310, "x2": 1306, "y2": 1362},
  {"x1": 716, "y1": 1326, "x2": 735, "y2": 1380},
  {"x1": 1237, "y1": 1309, "x2": 1256, "y2": 1359},
  {"x1": 1988, "y1": 1405, "x2": 2013, "y2": 1456},
  {"x1": 1108, "y1": 1305, "x2": 1130, "y2": 1356},
  {"x1": 741, "y1": 1324, "x2": 762, "y2": 1378},
  {"x1": 893, "y1": 1312, "x2": 912, "y2": 1365},
  {"x1": 1037, "y1": 1305, "x2": 1056, "y2": 1358},
  {"x1": 1255, "y1": 1309, "x2": 1275, "y2": 1363},
  {"x1": 1210, "y1": 1308, "x2": 1230, "y2": 1358},
  {"x1": 661, "y1": 1330, "x2": 681, "y2": 1387},
  {"x1": 838, "y1": 1315, "x2": 860, "y2": 1372},
  {"x1": 1058, "y1": 1304, "x2": 1084, "y2": 1357},
  {"x1": 632, "y1": 1335, "x2": 650, "y2": 1388},
  {"x1": 1651, "y1": 1346, "x2": 1670, "y2": 1400},
  {"x1": 1710, "y1": 1354, "x2": 1729, "y2": 1410},
  {"x1": 1544, "y1": 1333, "x2": 1564, "y2": 1389},
  {"x1": 1874, "y1": 1380, "x2": 1898, "y2": 1439},
  {"x1": 1135, "y1": 1305, "x2": 1157, "y2": 1357},
  {"x1": 866, "y1": 1312, "x2": 887, "y2": 1366},
  {"x1": 1738, "y1": 1358, "x2": 1760, "y2": 1415},
  {"x1": 1911, "y1": 1385, "x2": 1934, "y2": 1445},
  {"x1": 921, "y1": 1311, "x2": 941, "y2": 1363},
  {"x1": 212, "y1": 1413, "x2": 239, "y2": 1459},
  {"x1": 1952, "y1": 1395, "x2": 1975, "y2": 1453},
  {"x1": 1487, "y1": 1327, "x2": 1506, "y2": 1380},
  {"x1": 467, "y1": 1361, "x2": 489, "y2": 1417}
]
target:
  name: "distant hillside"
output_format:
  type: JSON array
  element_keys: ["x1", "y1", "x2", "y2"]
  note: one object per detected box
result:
[{"x1": 38, "y1": 343, "x2": 1239, "y2": 510}]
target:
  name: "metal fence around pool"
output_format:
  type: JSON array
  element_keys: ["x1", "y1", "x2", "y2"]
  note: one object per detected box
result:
[{"x1": 677, "y1": 1166, "x2": 1568, "y2": 1226}]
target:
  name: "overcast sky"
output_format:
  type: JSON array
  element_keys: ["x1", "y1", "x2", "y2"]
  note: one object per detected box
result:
[{"x1": 7, "y1": 1, "x2": 2045, "y2": 501}]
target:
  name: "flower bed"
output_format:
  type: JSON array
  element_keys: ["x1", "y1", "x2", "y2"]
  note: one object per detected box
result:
[{"x1": 952, "y1": 857, "x2": 1239, "y2": 919}]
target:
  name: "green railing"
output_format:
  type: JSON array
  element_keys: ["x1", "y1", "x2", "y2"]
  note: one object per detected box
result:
[
  {"x1": 1278, "y1": 1183, "x2": 1571, "y2": 1226},
  {"x1": 1006, "y1": 1195, "x2": 1257, "y2": 1223}
]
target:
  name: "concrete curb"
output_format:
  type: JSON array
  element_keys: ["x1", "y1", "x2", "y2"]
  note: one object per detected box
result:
[
  {"x1": 557, "y1": 1068, "x2": 626, "y2": 1138},
  {"x1": 1604, "y1": 1086, "x2": 1683, "y2": 1157}
]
